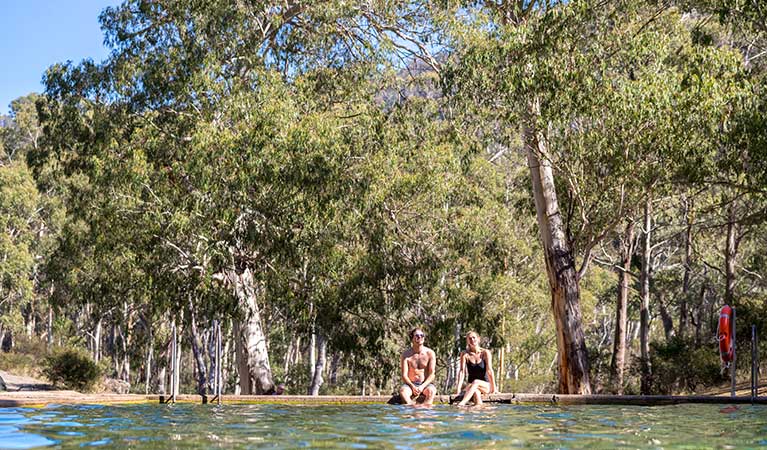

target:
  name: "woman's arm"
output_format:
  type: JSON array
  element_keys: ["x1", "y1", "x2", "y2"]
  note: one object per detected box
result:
[
  {"x1": 455, "y1": 352, "x2": 466, "y2": 395},
  {"x1": 485, "y1": 349, "x2": 497, "y2": 393}
]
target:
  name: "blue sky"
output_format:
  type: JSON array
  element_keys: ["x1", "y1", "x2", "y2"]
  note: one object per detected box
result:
[{"x1": 0, "y1": 0, "x2": 118, "y2": 115}]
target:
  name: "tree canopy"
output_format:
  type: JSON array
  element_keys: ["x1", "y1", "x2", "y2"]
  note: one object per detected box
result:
[{"x1": 2, "y1": 0, "x2": 765, "y2": 396}]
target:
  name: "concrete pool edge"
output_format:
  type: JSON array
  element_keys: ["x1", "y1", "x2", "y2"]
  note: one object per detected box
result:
[{"x1": 1, "y1": 392, "x2": 767, "y2": 407}]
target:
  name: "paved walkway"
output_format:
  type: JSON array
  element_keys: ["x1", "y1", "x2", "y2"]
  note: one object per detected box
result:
[{"x1": 0, "y1": 370, "x2": 54, "y2": 392}]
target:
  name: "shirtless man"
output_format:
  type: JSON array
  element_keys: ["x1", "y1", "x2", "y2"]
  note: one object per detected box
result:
[{"x1": 399, "y1": 328, "x2": 437, "y2": 406}]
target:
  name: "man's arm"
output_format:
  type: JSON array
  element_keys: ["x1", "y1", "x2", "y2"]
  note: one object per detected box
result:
[
  {"x1": 401, "y1": 353, "x2": 414, "y2": 390},
  {"x1": 422, "y1": 349, "x2": 437, "y2": 388}
]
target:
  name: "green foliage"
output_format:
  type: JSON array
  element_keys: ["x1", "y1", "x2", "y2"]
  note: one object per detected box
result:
[
  {"x1": 647, "y1": 336, "x2": 726, "y2": 394},
  {"x1": 731, "y1": 296, "x2": 767, "y2": 364},
  {"x1": 5, "y1": 0, "x2": 765, "y2": 397},
  {"x1": 447, "y1": 2, "x2": 747, "y2": 254},
  {"x1": 0, "y1": 162, "x2": 39, "y2": 304},
  {"x1": 0, "y1": 352, "x2": 40, "y2": 379},
  {"x1": 42, "y1": 348, "x2": 101, "y2": 392},
  {"x1": 0, "y1": 335, "x2": 50, "y2": 379}
]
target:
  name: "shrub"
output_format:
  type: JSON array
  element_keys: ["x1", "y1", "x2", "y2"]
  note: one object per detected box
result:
[
  {"x1": 43, "y1": 348, "x2": 101, "y2": 392},
  {"x1": 648, "y1": 336, "x2": 726, "y2": 394}
]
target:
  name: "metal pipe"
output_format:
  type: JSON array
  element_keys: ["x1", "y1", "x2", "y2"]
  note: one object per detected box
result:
[
  {"x1": 171, "y1": 322, "x2": 177, "y2": 403},
  {"x1": 216, "y1": 320, "x2": 222, "y2": 405},
  {"x1": 173, "y1": 327, "x2": 181, "y2": 403},
  {"x1": 212, "y1": 320, "x2": 217, "y2": 399}
]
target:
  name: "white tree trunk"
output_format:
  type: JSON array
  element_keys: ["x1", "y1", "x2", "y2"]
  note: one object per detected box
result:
[
  {"x1": 145, "y1": 321, "x2": 153, "y2": 395},
  {"x1": 524, "y1": 103, "x2": 591, "y2": 395},
  {"x1": 639, "y1": 196, "x2": 652, "y2": 394},
  {"x1": 93, "y1": 319, "x2": 102, "y2": 363},
  {"x1": 120, "y1": 301, "x2": 131, "y2": 385},
  {"x1": 610, "y1": 221, "x2": 635, "y2": 394},
  {"x1": 47, "y1": 305, "x2": 53, "y2": 347},
  {"x1": 208, "y1": 323, "x2": 218, "y2": 392},
  {"x1": 229, "y1": 268, "x2": 274, "y2": 394},
  {"x1": 157, "y1": 328, "x2": 167, "y2": 396},
  {"x1": 173, "y1": 334, "x2": 181, "y2": 397},
  {"x1": 234, "y1": 321, "x2": 250, "y2": 394},
  {"x1": 308, "y1": 333, "x2": 327, "y2": 395},
  {"x1": 284, "y1": 335, "x2": 295, "y2": 376},
  {"x1": 188, "y1": 299, "x2": 208, "y2": 396},
  {"x1": 309, "y1": 325, "x2": 317, "y2": 383}
]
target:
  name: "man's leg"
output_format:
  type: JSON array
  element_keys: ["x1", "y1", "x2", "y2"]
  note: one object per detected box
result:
[
  {"x1": 399, "y1": 385, "x2": 415, "y2": 405},
  {"x1": 422, "y1": 384, "x2": 437, "y2": 406}
]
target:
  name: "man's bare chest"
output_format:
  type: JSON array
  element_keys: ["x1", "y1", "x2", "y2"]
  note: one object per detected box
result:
[{"x1": 407, "y1": 352, "x2": 429, "y2": 369}]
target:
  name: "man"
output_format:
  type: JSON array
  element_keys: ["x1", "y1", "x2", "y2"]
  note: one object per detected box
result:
[{"x1": 399, "y1": 327, "x2": 437, "y2": 406}]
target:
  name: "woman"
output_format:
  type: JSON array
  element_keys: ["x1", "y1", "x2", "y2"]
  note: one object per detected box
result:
[{"x1": 455, "y1": 331, "x2": 496, "y2": 406}]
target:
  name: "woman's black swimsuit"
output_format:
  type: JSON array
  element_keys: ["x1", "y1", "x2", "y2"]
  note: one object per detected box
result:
[{"x1": 466, "y1": 356, "x2": 488, "y2": 383}]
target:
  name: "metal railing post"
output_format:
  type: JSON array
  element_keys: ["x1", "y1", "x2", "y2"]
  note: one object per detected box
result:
[
  {"x1": 731, "y1": 307, "x2": 736, "y2": 397},
  {"x1": 216, "y1": 320, "x2": 222, "y2": 405},
  {"x1": 212, "y1": 320, "x2": 218, "y2": 402},
  {"x1": 171, "y1": 321, "x2": 177, "y2": 403}
]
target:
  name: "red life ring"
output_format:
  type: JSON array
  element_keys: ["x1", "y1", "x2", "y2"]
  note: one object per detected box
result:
[{"x1": 718, "y1": 305, "x2": 733, "y2": 363}]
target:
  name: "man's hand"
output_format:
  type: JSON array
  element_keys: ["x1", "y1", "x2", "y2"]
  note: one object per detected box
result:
[{"x1": 411, "y1": 385, "x2": 421, "y2": 397}]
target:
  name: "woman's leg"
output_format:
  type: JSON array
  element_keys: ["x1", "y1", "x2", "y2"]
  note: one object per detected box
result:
[
  {"x1": 474, "y1": 381, "x2": 490, "y2": 405},
  {"x1": 458, "y1": 383, "x2": 478, "y2": 406},
  {"x1": 473, "y1": 389, "x2": 482, "y2": 406},
  {"x1": 473, "y1": 380, "x2": 491, "y2": 405},
  {"x1": 459, "y1": 380, "x2": 483, "y2": 406},
  {"x1": 459, "y1": 380, "x2": 490, "y2": 406}
]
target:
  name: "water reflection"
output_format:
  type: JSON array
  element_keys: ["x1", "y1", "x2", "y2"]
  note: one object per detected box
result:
[{"x1": 0, "y1": 403, "x2": 763, "y2": 448}]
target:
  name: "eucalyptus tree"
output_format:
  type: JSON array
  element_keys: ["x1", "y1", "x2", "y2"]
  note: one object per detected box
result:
[
  {"x1": 0, "y1": 153, "x2": 39, "y2": 344},
  {"x1": 678, "y1": 1, "x2": 767, "y2": 350},
  {"x1": 443, "y1": 0, "x2": 750, "y2": 393},
  {"x1": 33, "y1": 0, "x2": 452, "y2": 393},
  {"x1": 687, "y1": 0, "x2": 767, "y2": 70},
  {"x1": 0, "y1": 94, "x2": 64, "y2": 348}
]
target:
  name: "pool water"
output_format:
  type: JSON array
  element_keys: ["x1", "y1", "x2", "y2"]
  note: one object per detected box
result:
[{"x1": 0, "y1": 402, "x2": 765, "y2": 448}]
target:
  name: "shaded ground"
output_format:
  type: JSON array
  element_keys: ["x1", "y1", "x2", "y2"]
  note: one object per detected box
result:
[
  {"x1": 0, "y1": 370, "x2": 55, "y2": 392},
  {"x1": 703, "y1": 379, "x2": 767, "y2": 397}
]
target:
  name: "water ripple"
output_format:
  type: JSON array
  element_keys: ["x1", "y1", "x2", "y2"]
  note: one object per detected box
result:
[{"x1": 0, "y1": 402, "x2": 761, "y2": 448}]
